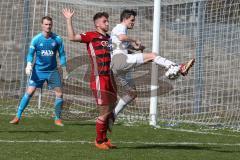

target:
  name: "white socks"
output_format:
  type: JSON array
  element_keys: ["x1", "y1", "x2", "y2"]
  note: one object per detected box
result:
[
  {"x1": 153, "y1": 56, "x2": 176, "y2": 69},
  {"x1": 114, "y1": 98, "x2": 128, "y2": 117}
]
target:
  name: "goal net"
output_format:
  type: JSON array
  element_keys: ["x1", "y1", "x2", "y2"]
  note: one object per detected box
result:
[{"x1": 1, "y1": 0, "x2": 240, "y2": 130}]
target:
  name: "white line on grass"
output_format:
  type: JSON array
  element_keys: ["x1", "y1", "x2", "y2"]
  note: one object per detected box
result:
[{"x1": 0, "y1": 140, "x2": 240, "y2": 146}]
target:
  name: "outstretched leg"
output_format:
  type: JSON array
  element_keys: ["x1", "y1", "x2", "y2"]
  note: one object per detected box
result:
[
  {"x1": 143, "y1": 52, "x2": 195, "y2": 78},
  {"x1": 142, "y1": 52, "x2": 195, "y2": 76},
  {"x1": 179, "y1": 59, "x2": 195, "y2": 76},
  {"x1": 165, "y1": 58, "x2": 195, "y2": 79}
]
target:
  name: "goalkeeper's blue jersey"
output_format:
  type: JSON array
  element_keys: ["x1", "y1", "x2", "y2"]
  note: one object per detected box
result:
[{"x1": 26, "y1": 32, "x2": 66, "y2": 72}]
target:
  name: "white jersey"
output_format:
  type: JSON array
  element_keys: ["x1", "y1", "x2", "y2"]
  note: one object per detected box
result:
[{"x1": 111, "y1": 23, "x2": 129, "y2": 55}]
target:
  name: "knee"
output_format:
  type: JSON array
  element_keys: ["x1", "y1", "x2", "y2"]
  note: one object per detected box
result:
[
  {"x1": 26, "y1": 87, "x2": 36, "y2": 96},
  {"x1": 55, "y1": 91, "x2": 63, "y2": 98},
  {"x1": 98, "y1": 111, "x2": 111, "y2": 121},
  {"x1": 150, "y1": 53, "x2": 157, "y2": 59}
]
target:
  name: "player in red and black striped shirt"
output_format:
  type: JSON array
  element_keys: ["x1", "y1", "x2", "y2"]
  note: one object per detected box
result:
[{"x1": 63, "y1": 8, "x2": 117, "y2": 150}]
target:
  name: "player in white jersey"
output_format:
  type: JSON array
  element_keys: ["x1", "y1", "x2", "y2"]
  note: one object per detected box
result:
[{"x1": 111, "y1": 9, "x2": 195, "y2": 119}]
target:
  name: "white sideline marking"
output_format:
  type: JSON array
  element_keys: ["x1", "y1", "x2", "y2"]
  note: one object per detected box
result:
[{"x1": 0, "y1": 139, "x2": 240, "y2": 146}]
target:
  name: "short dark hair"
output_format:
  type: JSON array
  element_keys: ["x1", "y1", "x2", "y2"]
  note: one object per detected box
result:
[
  {"x1": 120, "y1": 9, "x2": 137, "y2": 22},
  {"x1": 93, "y1": 12, "x2": 109, "y2": 22},
  {"x1": 41, "y1": 16, "x2": 52, "y2": 23}
]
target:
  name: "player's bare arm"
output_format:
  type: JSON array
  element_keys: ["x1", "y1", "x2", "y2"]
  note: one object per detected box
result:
[
  {"x1": 62, "y1": 8, "x2": 82, "y2": 42},
  {"x1": 118, "y1": 34, "x2": 136, "y2": 43}
]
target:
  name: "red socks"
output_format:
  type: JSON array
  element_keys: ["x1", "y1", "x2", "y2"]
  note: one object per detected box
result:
[{"x1": 96, "y1": 118, "x2": 107, "y2": 143}]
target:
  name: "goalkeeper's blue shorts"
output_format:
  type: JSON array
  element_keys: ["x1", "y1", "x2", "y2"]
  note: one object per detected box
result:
[{"x1": 28, "y1": 69, "x2": 62, "y2": 89}]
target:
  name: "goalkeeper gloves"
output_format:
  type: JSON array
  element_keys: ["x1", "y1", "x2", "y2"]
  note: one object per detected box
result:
[
  {"x1": 62, "y1": 66, "x2": 69, "y2": 80},
  {"x1": 25, "y1": 62, "x2": 32, "y2": 76}
]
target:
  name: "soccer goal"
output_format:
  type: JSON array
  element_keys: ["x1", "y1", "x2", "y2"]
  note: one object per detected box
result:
[{"x1": 1, "y1": 0, "x2": 240, "y2": 130}]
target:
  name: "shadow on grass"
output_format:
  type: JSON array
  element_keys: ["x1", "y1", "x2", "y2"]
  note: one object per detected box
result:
[
  {"x1": 66, "y1": 122, "x2": 122, "y2": 127},
  {"x1": 66, "y1": 123, "x2": 95, "y2": 126},
  {"x1": 0, "y1": 130, "x2": 63, "y2": 133},
  {"x1": 123, "y1": 144, "x2": 240, "y2": 153}
]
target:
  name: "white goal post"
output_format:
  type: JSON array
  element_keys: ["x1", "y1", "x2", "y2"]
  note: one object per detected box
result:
[{"x1": 150, "y1": 0, "x2": 161, "y2": 127}]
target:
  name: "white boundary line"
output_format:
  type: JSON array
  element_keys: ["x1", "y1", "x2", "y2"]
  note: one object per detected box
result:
[{"x1": 0, "y1": 139, "x2": 240, "y2": 146}]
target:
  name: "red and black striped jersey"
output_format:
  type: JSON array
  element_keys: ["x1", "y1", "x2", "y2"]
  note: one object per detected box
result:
[{"x1": 80, "y1": 31, "x2": 111, "y2": 76}]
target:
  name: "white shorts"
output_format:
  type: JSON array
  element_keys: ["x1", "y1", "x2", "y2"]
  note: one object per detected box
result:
[{"x1": 111, "y1": 52, "x2": 144, "y2": 74}]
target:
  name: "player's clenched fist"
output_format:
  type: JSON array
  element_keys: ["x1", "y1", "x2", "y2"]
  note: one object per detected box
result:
[{"x1": 25, "y1": 62, "x2": 32, "y2": 75}]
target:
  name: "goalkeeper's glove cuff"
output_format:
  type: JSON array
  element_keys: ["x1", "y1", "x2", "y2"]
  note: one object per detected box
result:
[{"x1": 25, "y1": 62, "x2": 32, "y2": 76}]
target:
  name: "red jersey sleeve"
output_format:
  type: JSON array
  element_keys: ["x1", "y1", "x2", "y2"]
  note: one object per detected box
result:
[{"x1": 80, "y1": 32, "x2": 92, "y2": 43}]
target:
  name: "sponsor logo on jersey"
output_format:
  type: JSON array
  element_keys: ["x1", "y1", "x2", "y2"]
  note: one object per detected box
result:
[
  {"x1": 41, "y1": 50, "x2": 54, "y2": 56},
  {"x1": 39, "y1": 43, "x2": 44, "y2": 47},
  {"x1": 101, "y1": 41, "x2": 109, "y2": 47}
]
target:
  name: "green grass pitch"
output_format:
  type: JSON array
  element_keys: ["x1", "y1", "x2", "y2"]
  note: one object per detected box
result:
[{"x1": 0, "y1": 114, "x2": 240, "y2": 160}]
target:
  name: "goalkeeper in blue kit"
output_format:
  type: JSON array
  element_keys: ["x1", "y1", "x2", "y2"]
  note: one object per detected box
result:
[{"x1": 10, "y1": 16, "x2": 68, "y2": 126}]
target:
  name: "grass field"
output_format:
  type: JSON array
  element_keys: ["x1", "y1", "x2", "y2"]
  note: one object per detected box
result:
[{"x1": 0, "y1": 115, "x2": 240, "y2": 160}]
